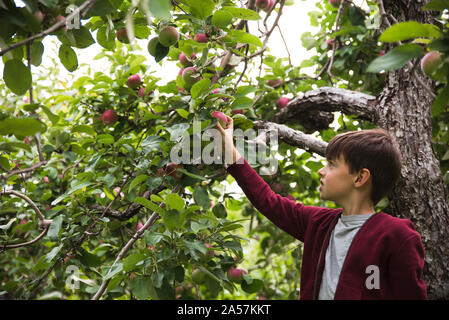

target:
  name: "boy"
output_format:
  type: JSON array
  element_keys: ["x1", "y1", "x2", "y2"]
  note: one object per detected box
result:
[{"x1": 216, "y1": 117, "x2": 427, "y2": 300}]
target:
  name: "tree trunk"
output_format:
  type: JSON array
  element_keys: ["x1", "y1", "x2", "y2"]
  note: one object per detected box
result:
[{"x1": 378, "y1": 0, "x2": 449, "y2": 299}]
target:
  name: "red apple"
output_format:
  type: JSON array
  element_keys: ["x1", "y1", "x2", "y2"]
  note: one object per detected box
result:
[
  {"x1": 159, "y1": 26, "x2": 179, "y2": 47},
  {"x1": 194, "y1": 33, "x2": 208, "y2": 43},
  {"x1": 276, "y1": 97, "x2": 290, "y2": 109},
  {"x1": 126, "y1": 74, "x2": 142, "y2": 89},
  {"x1": 166, "y1": 162, "x2": 184, "y2": 180},
  {"x1": 182, "y1": 67, "x2": 202, "y2": 87},
  {"x1": 43, "y1": 176, "x2": 50, "y2": 184},
  {"x1": 137, "y1": 222, "x2": 144, "y2": 231},
  {"x1": 326, "y1": 39, "x2": 335, "y2": 47},
  {"x1": 231, "y1": 109, "x2": 243, "y2": 115},
  {"x1": 33, "y1": 10, "x2": 44, "y2": 24},
  {"x1": 421, "y1": 51, "x2": 442, "y2": 78},
  {"x1": 211, "y1": 111, "x2": 228, "y2": 128},
  {"x1": 379, "y1": 50, "x2": 385, "y2": 57},
  {"x1": 24, "y1": 137, "x2": 30, "y2": 145},
  {"x1": 267, "y1": 78, "x2": 282, "y2": 87},
  {"x1": 227, "y1": 268, "x2": 247, "y2": 284},
  {"x1": 192, "y1": 269, "x2": 206, "y2": 284},
  {"x1": 101, "y1": 109, "x2": 118, "y2": 125},
  {"x1": 179, "y1": 52, "x2": 196, "y2": 67},
  {"x1": 138, "y1": 87, "x2": 153, "y2": 97},
  {"x1": 116, "y1": 28, "x2": 130, "y2": 44},
  {"x1": 329, "y1": 0, "x2": 341, "y2": 8},
  {"x1": 201, "y1": 243, "x2": 215, "y2": 261}
]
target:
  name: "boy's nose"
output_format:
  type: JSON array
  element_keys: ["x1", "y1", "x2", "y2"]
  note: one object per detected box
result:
[{"x1": 318, "y1": 167, "x2": 324, "y2": 176}]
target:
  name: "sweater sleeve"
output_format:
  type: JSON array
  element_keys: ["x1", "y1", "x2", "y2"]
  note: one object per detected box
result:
[
  {"x1": 226, "y1": 156, "x2": 323, "y2": 242},
  {"x1": 389, "y1": 233, "x2": 427, "y2": 299}
]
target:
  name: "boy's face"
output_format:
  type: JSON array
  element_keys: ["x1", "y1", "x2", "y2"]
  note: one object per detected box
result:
[{"x1": 318, "y1": 155, "x2": 356, "y2": 204}]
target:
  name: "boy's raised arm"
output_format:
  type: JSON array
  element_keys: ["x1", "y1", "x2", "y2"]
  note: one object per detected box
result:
[{"x1": 215, "y1": 115, "x2": 321, "y2": 242}]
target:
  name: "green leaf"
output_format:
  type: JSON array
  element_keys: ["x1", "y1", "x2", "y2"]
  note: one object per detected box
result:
[
  {"x1": 379, "y1": 21, "x2": 442, "y2": 42},
  {"x1": 193, "y1": 186, "x2": 210, "y2": 211},
  {"x1": 0, "y1": 118, "x2": 46, "y2": 136},
  {"x1": 175, "y1": 109, "x2": 189, "y2": 119},
  {"x1": 47, "y1": 215, "x2": 63, "y2": 241},
  {"x1": 241, "y1": 278, "x2": 264, "y2": 293},
  {"x1": 231, "y1": 96, "x2": 253, "y2": 109},
  {"x1": 191, "y1": 78, "x2": 211, "y2": 99},
  {"x1": 130, "y1": 276, "x2": 153, "y2": 300},
  {"x1": 423, "y1": 0, "x2": 449, "y2": 11},
  {"x1": 212, "y1": 10, "x2": 234, "y2": 28},
  {"x1": 221, "y1": 7, "x2": 261, "y2": 21},
  {"x1": 45, "y1": 244, "x2": 63, "y2": 263},
  {"x1": 3, "y1": 59, "x2": 32, "y2": 95},
  {"x1": 40, "y1": 105, "x2": 59, "y2": 124},
  {"x1": 30, "y1": 41, "x2": 44, "y2": 66},
  {"x1": 80, "y1": 248, "x2": 102, "y2": 267},
  {"x1": 165, "y1": 193, "x2": 185, "y2": 211},
  {"x1": 123, "y1": 253, "x2": 146, "y2": 271},
  {"x1": 72, "y1": 124, "x2": 96, "y2": 135},
  {"x1": 179, "y1": 0, "x2": 215, "y2": 19},
  {"x1": 97, "y1": 134, "x2": 115, "y2": 145},
  {"x1": 148, "y1": 0, "x2": 171, "y2": 19},
  {"x1": 432, "y1": 84, "x2": 449, "y2": 116},
  {"x1": 84, "y1": 0, "x2": 115, "y2": 18},
  {"x1": 366, "y1": 43, "x2": 424, "y2": 73},
  {"x1": 134, "y1": 197, "x2": 166, "y2": 216},
  {"x1": 58, "y1": 44, "x2": 78, "y2": 72},
  {"x1": 129, "y1": 174, "x2": 149, "y2": 191},
  {"x1": 144, "y1": 231, "x2": 163, "y2": 246},
  {"x1": 228, "y1": 30, "x2": 262, "y2": 47},
  {"x1": 103, "y1": 262, "x2": 123, "y2": 280},
  {"x1": 96, "y1": 26, "x2": 116, "y2": 51},
  {"x1": 161, "y1": 209, "x2": 186, "y2": 231}
]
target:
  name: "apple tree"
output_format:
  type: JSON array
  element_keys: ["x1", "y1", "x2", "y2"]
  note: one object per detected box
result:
[{"x1": 0, "y1": 0, "x2": 448, "y2": 300}]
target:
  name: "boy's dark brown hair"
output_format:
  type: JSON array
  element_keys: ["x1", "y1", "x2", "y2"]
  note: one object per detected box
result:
[{"x1": 325, "y1": 128, "x2": 402, "y2": 205}]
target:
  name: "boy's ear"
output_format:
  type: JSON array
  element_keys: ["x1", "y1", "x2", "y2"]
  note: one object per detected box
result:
[{"x1": 354, "y1": 168, "x2": 371, "y2": 187}]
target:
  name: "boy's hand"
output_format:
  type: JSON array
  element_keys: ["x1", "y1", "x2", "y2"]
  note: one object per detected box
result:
[{"x1": 215, "y1": 116, "x2": 241, "y2": 165}]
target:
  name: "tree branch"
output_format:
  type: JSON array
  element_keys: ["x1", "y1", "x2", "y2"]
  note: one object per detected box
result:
[
  {"x1": 270, "y1": 87, "x2": 378, "y2": 124},
  {"x1": 253, "y1": 121, "x2": 328, "y2": 156}
]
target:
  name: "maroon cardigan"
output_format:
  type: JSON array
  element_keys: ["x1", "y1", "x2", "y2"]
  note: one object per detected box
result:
[{"x1": 226, "y1": 157, "x2": 427, "y2": 300}]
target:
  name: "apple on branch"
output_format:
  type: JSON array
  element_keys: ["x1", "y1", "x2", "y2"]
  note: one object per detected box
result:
[
  {"x1": 227, "y1": 268, "x2": 247, "y2": 284},
  {"x1": 158, "y1": 26, "x2": 179, "y2": 47},
  {"x1": 116, "y1": 28, "x2": 130, "y2": 44},
  {"x1": 194, "y1": 33, "x2": 208, "y2": 43},
  {"x1": 126, "y1": 74, "x2": 142, "y2": 89},
  {"x1": 182, "y1": 67, "x2": 202, "y2": 88},
  {"x1": 211, "y1": 111, "x2": 229, "y2": 128},
  {"x1": 329, "y1": 0, "x2": 341, "y2": 8},
  {"x1": 421, "y1": 51, "x2": 443, "y2": 79},
  {"x1": 101, "y1": 109, "x2": 118, "y2": 125},
  {"x1": 166, "y1": 162, "x2": 184, "y2": 180},
  {"x1": 276, "y1": 97, "x2": 291, "y2": 110}
]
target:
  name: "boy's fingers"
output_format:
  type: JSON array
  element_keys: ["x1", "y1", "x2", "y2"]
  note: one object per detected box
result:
[{"x1": 216, "y1": 122, "x2": 225, "y2": 135}]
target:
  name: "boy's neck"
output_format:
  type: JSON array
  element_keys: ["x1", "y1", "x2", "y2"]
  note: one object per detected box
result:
[{"x1": 341, "y1": 202, "x2": 376, "y2": 216}]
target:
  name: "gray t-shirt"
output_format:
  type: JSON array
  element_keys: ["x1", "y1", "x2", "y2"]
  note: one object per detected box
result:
[{"x1": 318, "y1": 213, "x2": 376, "y2": 300}]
